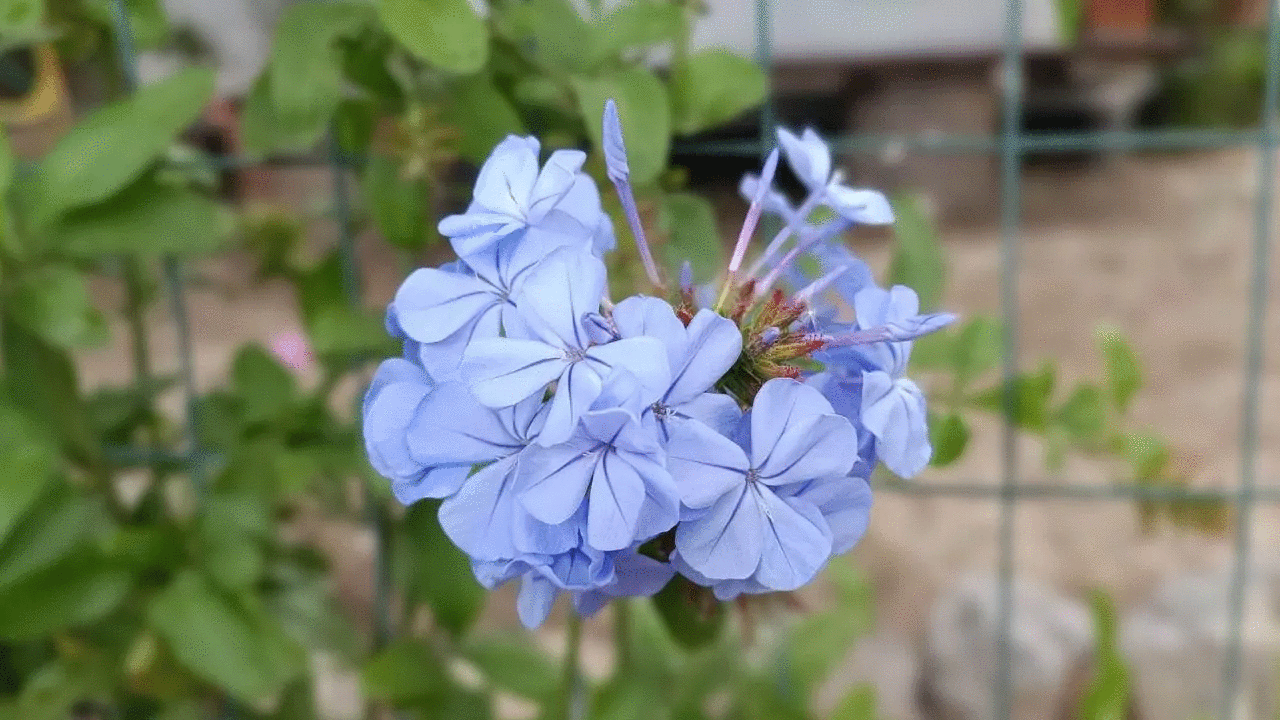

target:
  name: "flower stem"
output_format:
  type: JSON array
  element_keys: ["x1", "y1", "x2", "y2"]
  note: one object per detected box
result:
[
  {"x1": 556, "y1": 613, "x2": 584, "y2": 720},
  {"x1": 614, "y1": 599, "x2": 633, "y2": 672}
]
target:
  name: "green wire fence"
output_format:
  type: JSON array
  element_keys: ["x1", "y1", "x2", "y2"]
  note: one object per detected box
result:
[{"x1": 100, "y1": 0, "x2": 1278, "y2": 718}]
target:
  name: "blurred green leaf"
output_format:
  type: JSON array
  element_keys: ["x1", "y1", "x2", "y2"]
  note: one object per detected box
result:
[
  {"x1": 0, "y1": 403, "x2": 57, "y2": 546},
  {"x1": 776, "y1": 566, "x2": 874, "y2": 702},
  {"x1": 652, "y1": 575, "x2": 725, "y2": 650},
  {"x1": 231, "y1": 345, "x2": 296, "y2": 425},
  {"x1": 461, "y1": 634, "x2": 559, "y2": 703},
  {"x1": 831, "y1": 684, "x2": 879, "y2": 720},
  {"x1": 148, "y1": 570, "x2": 307, "y2": 705},
  {"x1": 332, "y1": 98, "x2": 378, "y2": 154},
  {"x1": 1, "y1": 0, "x2": 42, "y2": 37},
  {"x1": 592, "y1": 1, "x2": 683, "y2": 58},
  {"x1": 0, "y1": 126, "x2": 12, "y2": 193},
  {"x1": 0, "y1": 483, "x2": 94, "y2": 590},
  {"x1": 951, "y1": 316, "x2": 1002, "y2": 388},
  {"x1": 362, "y1": 640, "x2": 447, "y2": 704},
  {"x1": 363, "y1": 153, "x2": 428, "y2": 250},
  {"x1": 379, "y1": 0, "x2": 487, "y2": 73},
  {"x1": 442, "y1": 73, "x2": 526, "y2": 164},
  {"x1": 198, "y1": 494, "x2": 270, "y2": 590},
  {"x1": 591, "y1": 675, "x2": 658, "y2": 720},
  {"x1": 660, "y1": 192, "x2": 722, "y2": 281},
  {"x1": 928, "y1": 412, "x2": 969, "y2": 467},
  {"x1": 28, "y1": 68, "x2": 215, "y2": 220},
  {"x1": 50, "y1": 181, "x2": 231, "y2": 258},
  {"x1": 1121, "y1": 433, "x2": 1170, "y2": 482},
  {"x1": 1057, "y1": 384, "x2": 1107, "y2": 443},
  {"x1": 573, "y1": 67, "x2": 670, "y2": 186},
  {"x1": 495, "y1": 0, "x2": 593, "y2": 71},
  {"x1": 888, "y1": 194, "x2": 945, "y2": 311},
  {"x1": 1, "y1": 319, "x2": 99, "y2": 468},
  {"x1": 12, "y1": 656, "x2": 113, "y2": 720},
  {"x1": 307, "y1": 305, "x2": 398, "y2": 358},
  {"x1": 9, "y1": 264, "x2": 107, "y2": 348},
  {"x1": 399, "y1": 500, "x2": 484, "y2": 636},
  {"x1": 1077, "y1": 591, "x2": 1130, "y2": 720},
  {"x1": 269, "y1": 2, "x2": 372, "y2": 139},
  {"x1": 242, "y1": 72, "x2": 332, "y2": 154},
  {"x1": 970, "y1": 362, "x2": 1056, "y2": 432},
  {"x1": 0, "y1": 553, "x2": 130, "y2": 640},
  {"x1": 669, "y1": 49, "x2": 767, "y2": 136},
  {"x1": 1097, "y1": 326, "x2": 1141, "y2": 413}
]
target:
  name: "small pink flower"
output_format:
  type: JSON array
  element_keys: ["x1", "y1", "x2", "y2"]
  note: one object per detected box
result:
[{"x1": 270, "y1": 331, "x2": 315, "y2": 371}]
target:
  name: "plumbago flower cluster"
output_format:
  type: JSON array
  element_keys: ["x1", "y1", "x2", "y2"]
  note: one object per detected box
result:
[{"x1": 363, "y1": 101, "x2": 954, "y2": 628}]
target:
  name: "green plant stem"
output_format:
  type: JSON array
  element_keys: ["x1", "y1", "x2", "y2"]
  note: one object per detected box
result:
[
  {"x1": 122, "y1": 259, "x2": 164, "y2": 496},
  {"x1": 556, "y1": 614, "x2": 584, "y2": 720},
  {"x1": 614, "y1": 599, "x2": 633, "y2": 672}
]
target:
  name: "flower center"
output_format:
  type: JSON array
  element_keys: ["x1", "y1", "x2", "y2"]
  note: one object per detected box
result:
[{"x1": 563, "y1": 347, "x2": 586, "y2": 362}]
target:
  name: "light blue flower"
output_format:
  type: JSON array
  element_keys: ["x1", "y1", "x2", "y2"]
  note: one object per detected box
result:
[
  {"x1": 438, "y1": 136, "x2": 610, "y2": 260},
  {"x1": 518, "y1": 403, "x2": 678, "y2": 553},
  {"x1": 573, "y1": 551, "x2": 674, "y2": 617},
  {"x1": 610, "y1": 297, "x2": 744, "y2": 441},
  {"x1": 666, "y1": 379, "x2": 856, "y2": 591},
  {"x1": 472, "y1": 545, "x2": 616, "y2": 628},
  {"x1": 362, "y1": 359, "x2": 470, "y2": 505},
  {"x1": 775, "y1": 127, "x2": 894, "y2": 226},
  {"x1": 461, "y1": 249, "x2": 669, "y2": 445}
]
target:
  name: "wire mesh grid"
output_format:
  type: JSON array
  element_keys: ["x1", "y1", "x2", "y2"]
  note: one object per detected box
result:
[{"x1": 95, "y1": 0, "x2": 1279, "y2": 717}]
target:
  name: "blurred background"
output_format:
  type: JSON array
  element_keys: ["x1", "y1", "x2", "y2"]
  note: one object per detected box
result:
[{"x1": 1, "y1": 0, "x2": 1279, "y2": 719}]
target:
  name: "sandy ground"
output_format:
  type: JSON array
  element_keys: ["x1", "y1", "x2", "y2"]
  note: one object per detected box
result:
[{"x1": 75, "y1": 147, "x2": 1280, "y2": 715}]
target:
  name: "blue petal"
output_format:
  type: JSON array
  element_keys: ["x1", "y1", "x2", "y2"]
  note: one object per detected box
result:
[
  {"x1": 574, "y1": 552, "x2": 674, "y2": 616},
  {"x1": 538, "y1": 361, "x2": 604, "y2": 446},
  {"x1": 461, "y1": 337, "x2": 565, "y2": 408},
  {"x1": 586, "y1": 450, "x2": 648, "y2": 551},
  {"x1": 825, "y1": 186, "x2": 894, "y2": 225},
  {"x1": 519, "y1": 441, "x2": 597, "y2": 525},
  {"x1": 392, "y1": 465, "x2": 471, "y2": 506},
  {"x1": 675, "y1": 483, "x2": 761, "y2": 581},
  {"x1": 437, "y1": 455, "x2": 522, "y2": 560},
  {"x1": 407, "y1": 381, "x2": 524, "y2": 466},
  {"x1": 517, "y1": 574, "x2": 560, "y2": 629},
  {"x1": 514, "y1": 503, "x2": 585, "y2": 556},
  {"x1": 776, "y1": 127, "x2": 831, "y2": 192},
  {"x1": 527, "y1": 149, "x2": 587, "y2": 223},
  {"x1": 472, "y1": 135, "x2": 540, "y2": 219},
  {"x1": 414, "y1": 304, "x2": 502, "y2": 384},
  {"x1": 750, "y1": 379, "x2": 856, "y2": 484},
  {"x1": 752, "y1": 489, "x2": 832, "y2": 591},
  {"x1": 792, "y1": 474, "x2": 873, "y2": 555},
  {"x1": 393, "y1": 268, "x2": 498, "y2": 344},
  {"x1": 584, "y1": 337, "x2": 671, "y2": 406},
  {"x1": 665, "y1": 310, "x2": 742, "y2": 405},
  {"x1": 516, "y1": 249, "x2": 606, "y2": 350},
  {"x1": 671, "y1": 393, "x2": 743, "y2": 438},
  {"x1": 861, "y1": 371, "x2": 931, "y2": 478},
  {"x1": 363, "y1": 359, "x2": 433, "y2": 485},
  {"x1": 611, "y1": 296, "x2": 687, "y2": 370},
  {"x1": 665, "y1": 418, "x2": 748, "y2": 509}
]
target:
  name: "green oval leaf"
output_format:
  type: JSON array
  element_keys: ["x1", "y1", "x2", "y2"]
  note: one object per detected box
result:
[
  {"x1": 50, "y1": 181, "x2": 232, "y2": 258},
  {"x1": 379, "y1": 0, "x2": 488, "y2": 73},
  {"x1": 9, "y1": 264, "x2": 107, "y2": 348},
  {"x1": 669, "y1": 50, "x2": 766, "y2": 136}
]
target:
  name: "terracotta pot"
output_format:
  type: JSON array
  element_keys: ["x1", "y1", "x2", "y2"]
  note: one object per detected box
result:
[{"x1": 1086, "y1": 0, "x2": 1154, "y2": 31}]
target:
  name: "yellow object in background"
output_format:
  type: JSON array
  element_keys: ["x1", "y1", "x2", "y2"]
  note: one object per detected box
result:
[{"x1": 0, "y1": 44, "x2": 69, "y2": 126}]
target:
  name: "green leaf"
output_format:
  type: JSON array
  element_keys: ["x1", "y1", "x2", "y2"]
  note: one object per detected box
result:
[
  {"x1": 1056, "y1": 384, "x2": 1107, "y2": 443},
  {"x1": 442, "y1": 73, "x2": 526, "y2": 164},
  {"x1": 572, "y1": 67, "x2": 670, "y2": 186},
  {"x1": 590, "y1": 675, "x2": 656, "y2": 720},
  {"x1": 669, "y1": 50, "x2": 767, "y2": 136},
  {"x1": 1096, "y1": 326, "x2": 1141, "y2": 413},
  {"x1": 0, "y1": 319, "x2": 99, "y2": 468},
  {"x1": 197, "y1": 494, "x2": 270, "y2": 590},
  {"x1": 831, "y1": 684, "x2": 879, "y2": 720},
  {"x1": 0, "y1": 403, "x2": 57, "y2": 546},
  {"x1": 591, "y1": 1, "x2": 683, "y2": 58},
  {"x1": 970, "y1": 362, "x2": 1056, "y2": 432},
  {"x1": 307, "y1": 305, "x2": 398, "y2": 359},
  {"x1": 398, "y1": 500, "x2": 484, "y2": 636},
  {"x1": 951, "y1": 316, "x2": 1002, "y2": 388},
  {"x1": 651, "y1": 575, "x2": 725, "y2": 650},
  {"x1": 1077, "y1": 591, "x2": 1130, "y2": 720},
  {"x1": 1121, "y1": 433, "x2": 1170, "y2": 482},
  {"x1": 495, "y1": 0, "x2": 593, "y2": 71},
  {"x1": 460, "y1": 635, "x2": 559, "y2": 703},
  {"x1": 50, "y1": 181, "x2": 232, "y2": 258},
  {"x1": 269, "y1": 2, "x2": 372, "y2": 134},
  {"x1": 231, "y1": 345, "x2": 296, "y2": 425},
  {"x1": 0, "y1": 553, "x2": 130, "y2": 640},
  {"x1": 29, "y1": 68, "x2": 215, "y2": 219},
  {"x1": 660, "y1": 192, "x2": 722, "y2": 281},
  {"x1": 928, "y1": 412, "x2": 969, "y2": 467},
  {"x1": 9, "y1": 264, "x2": 107, "y2": 348},
  {"x1": 378, "y1": 0, "x2": 487, "y2": 73},
  {"x1": 241, "y1": 72, "x2": 331, "y2": 154},
  {"x1": 333, "y1": 98, "x2": 378, "y2": 154},
  {"x1": 363, "y1": 153, "x2": 428, "y2": 250},
  {"x1": 148, "y1": 570, "x2": 307, "y2": 705},
  {"x1": 0, "y1": 126, "x2": 12, "y2": 193},
  {"x1": 776, "y1": 567, "x2": 874, "y2": 702},
  {"x1": 0, "y1": 483, "x2": 94, "y2": 590},
  {"x1": 1, "y1": 0, "x2": 42, "y2": 37},
  {"x1": 887, "y1": 194, "x2": 945, "y2": 311},
  {"x1": 362, "y1": 640, "x2": 447, "y2": 704}
]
